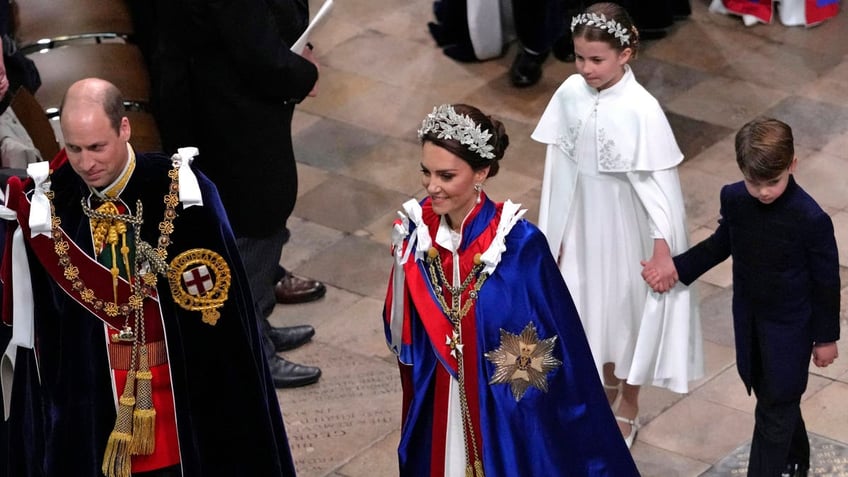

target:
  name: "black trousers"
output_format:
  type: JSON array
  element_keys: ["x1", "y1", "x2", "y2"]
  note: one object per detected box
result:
[
  {"x1": 511, "y1": 0, "x2": 569, "y2": 53},
  {"x1": 748, "y1": 396, "x2": 809, "y2": 476},
  {"x1": 747, "y1": 330, "x2": 810, "y2": 476},
  {"x1": 236, "y1": 228, "x2": 289, "y2": 360}
]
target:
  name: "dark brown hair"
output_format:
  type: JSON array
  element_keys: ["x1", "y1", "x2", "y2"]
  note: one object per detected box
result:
[
  {"x1": 572, "y1": 2, "x2": 640, "y2": 58},
  {"x1": 419, "y1": 103, "x2": 508, "y2": 178},
  {"x1": 735, "y1": 117, "x2": 795, "y2": 181}
]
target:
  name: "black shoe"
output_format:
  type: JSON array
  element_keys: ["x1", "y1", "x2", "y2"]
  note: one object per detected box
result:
[
  {"x1": 428, "y1": 22, "x2": 462, "y2": 47},
  {"x1": 274, "y1": 272, "x2": 326, "y2": 304},
  {"x1": 268, "y1": 355, "x2": 321, "y2": 388},
  {"x1": 781, "y1": 463, "x2": 809, "y2": 477},
  {"x1": 443, "y1": 43, "x2": 478, "y2": 63},
  {"x1": 268, "y1": 325, "x2": 315, "y2": 352},
  {"x1": 509, "y1": 49, "x2": 547, "y2": 88}
]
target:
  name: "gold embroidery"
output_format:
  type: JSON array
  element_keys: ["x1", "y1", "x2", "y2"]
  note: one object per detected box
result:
[{"x1": 484, "y1": 322, "x2": 562, "y2": 401}]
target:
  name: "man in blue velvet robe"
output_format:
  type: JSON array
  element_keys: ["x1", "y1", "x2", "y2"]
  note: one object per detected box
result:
[{"x1": 0, "y1": 78, "x2": 296, "y2": 476}]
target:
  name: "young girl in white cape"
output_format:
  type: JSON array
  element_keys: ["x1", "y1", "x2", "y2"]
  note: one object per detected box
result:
[{"x1": 532, "y1": 1, "x2": 704, "y2": 449}]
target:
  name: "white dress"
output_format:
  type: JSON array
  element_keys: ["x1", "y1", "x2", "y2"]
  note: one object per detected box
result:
[
  {"x1": 532, "y1": 66, "x2": 704, "y2": 393},
  {"x1": 561, "y1": 117, "x2": 653, "y2": 374}
]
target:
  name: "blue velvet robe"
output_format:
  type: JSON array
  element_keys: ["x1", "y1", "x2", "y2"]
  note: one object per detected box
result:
[
  {"x1": 385, "y1": 196, "x2": 639, "y2": 476},
  {"x1": 1, "y1": 151, "x2": 295, "y2": 476}
]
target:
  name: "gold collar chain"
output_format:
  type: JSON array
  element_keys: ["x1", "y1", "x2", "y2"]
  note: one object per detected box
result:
[
  {"x1": 426, "y1": 247, "x2": 489, "y2": 325},
  {"x1": 47, "y1": 166, "x2": 181, "y2": 319},
  {"x1": 425, "y1": 247, "x2": 487, "y2": 477}
]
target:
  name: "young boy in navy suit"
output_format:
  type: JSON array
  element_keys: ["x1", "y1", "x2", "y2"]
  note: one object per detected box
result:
[{"x1": 643, "y1": 117, "x2": 840, "y2": 477}]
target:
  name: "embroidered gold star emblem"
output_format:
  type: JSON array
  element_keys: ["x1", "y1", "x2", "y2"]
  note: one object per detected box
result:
[{"x1": 484, "y1": 322, "x2": 562, "y2": 401}]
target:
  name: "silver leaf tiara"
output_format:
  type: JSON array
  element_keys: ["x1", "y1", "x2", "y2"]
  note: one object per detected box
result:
[
  {"x1": 418, "y1": 104, "x2": 495, "y2": 160},
  {"x1": 571, "y1": 12, "x2": 631, "y2": 46}
]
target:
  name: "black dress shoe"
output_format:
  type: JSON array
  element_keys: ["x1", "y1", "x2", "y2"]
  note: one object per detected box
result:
[
  {"x1": 443, "y1": 43, "x2": 478, "y2": 63},
  {"x1": 268, "y1": 325, "x2": 315, "y2": 352},
  {"x1": 274, "y1": 272, "x2": 326, "y2": 304},
  {"x1": 780, "y1": 463, "x2": 809, "y2": 477},
  {"x1": 509, "y1": 49, "x2": 548, "y2": 88},
  {"x1": 268, "y1": 355, "x2": 321, "y2": 388}
]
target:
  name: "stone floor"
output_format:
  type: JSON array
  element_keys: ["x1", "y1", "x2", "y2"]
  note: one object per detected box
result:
[{"x1": 267, "y1": 1, "x2": 848, "y2": 475}]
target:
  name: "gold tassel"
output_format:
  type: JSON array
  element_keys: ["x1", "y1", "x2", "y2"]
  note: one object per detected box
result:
[
  {"x1": 130, "y1": 348, "x2": 156, "y2": 455},
  {"x1": 474, "y1": 460, "x2": 485, "y2": 477},
  {"x1": 102, "y1": 370, "x2": 136, "y2": 477}
]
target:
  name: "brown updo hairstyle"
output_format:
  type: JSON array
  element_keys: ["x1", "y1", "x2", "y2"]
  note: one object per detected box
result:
[
  {"x1": 572, "y1": 2, "x2": 640, "y2": 58},
  {"x1": 419, "y1": 103, "x2": 509, "y2": 178}
]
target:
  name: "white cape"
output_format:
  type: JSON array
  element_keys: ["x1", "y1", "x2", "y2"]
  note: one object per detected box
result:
[{"x1": 532, "y1": 68, "x2": 703, "y2": 393}]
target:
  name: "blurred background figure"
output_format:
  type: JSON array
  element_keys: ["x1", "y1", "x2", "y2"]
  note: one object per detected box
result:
[
  {"x1": 427, "y1": 0, "x2": 690, "y2": 88},
  {"x1": 129, "y1": 0, "x2": 323, "y2": 389},
  {"x1": 708, "y1": 0, "x2": 839, "y2": 26}
]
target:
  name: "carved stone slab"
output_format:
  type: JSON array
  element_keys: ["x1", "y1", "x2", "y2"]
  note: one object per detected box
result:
[{"x1": 702, "y1": 433, "x2": 848, "y2": 476}]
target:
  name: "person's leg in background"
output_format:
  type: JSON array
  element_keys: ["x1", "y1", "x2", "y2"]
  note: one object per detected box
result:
[
  {"x1": 237, "y1": 229, "x2": 321, "y2": 389},
  {"x1": 509, "y1": 0, "x2": 569, "y2": 87}
]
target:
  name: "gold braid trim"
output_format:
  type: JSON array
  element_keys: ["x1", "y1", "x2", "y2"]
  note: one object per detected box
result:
[{"x1": 101, "y1": 370, "x2": 137, "y2": 477}]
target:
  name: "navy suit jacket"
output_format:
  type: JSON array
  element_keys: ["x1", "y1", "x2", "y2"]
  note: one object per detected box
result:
[{"x1": 673, "y1": 176, "x2": 839, "y2": 399}]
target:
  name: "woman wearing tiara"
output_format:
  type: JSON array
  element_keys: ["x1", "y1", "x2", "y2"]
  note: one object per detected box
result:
[
  {"x1": 533, "y1": 2, "x2": 704, "y2": 449},
  {"x1": 383, "y1": 103, "x2": 639, "y2": 475}
]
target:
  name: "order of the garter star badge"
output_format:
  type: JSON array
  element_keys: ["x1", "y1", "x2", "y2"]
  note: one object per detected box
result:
[
  {"x1": 168, "y1": 248, "x2": 231, "y2": 325},
  {"x1": 484, "y1": 322, "x2": 562, "y2": 401}
]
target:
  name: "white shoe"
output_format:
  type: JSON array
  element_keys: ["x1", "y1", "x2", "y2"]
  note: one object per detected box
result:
[
  {"x1": 615, "y1": 415, "x2": 639, "y2": 449},
  {"x1": 603, "y1": 381, "x2": 621, "y2": 410}
]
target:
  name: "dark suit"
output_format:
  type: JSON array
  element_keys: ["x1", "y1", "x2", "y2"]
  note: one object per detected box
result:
[
  {"x1": 673, "y1": 175, "x2": 840, "y2": 475},
  {"x1": 131, "y1": 0, "x2": 319, "y2": 351},
  {"x1": 147, "y1": 0, "x2": 317, "y2": 239}
]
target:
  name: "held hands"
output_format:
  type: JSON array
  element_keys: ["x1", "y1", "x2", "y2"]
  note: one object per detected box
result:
[
  {"x1": 812, "y1": 342, "x2": 838, "y2": 368},
  {"x1": 640, "y1": 239, "x2": 678, "y2": 294}
]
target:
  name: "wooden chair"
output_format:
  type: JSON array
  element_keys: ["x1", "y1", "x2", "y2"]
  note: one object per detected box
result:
[
  {"x1": 125, "y1": 110, "x2": 162, "y2": 154},
  {"x1": 13, "y1": 0, "x2": 135, "y2": 51},
  {"x1": 27, "y1": 42, "x2": 151, "y2": 114},
  {"x1": 8, "y1": 86, "x2": 60, "y2": 161}
]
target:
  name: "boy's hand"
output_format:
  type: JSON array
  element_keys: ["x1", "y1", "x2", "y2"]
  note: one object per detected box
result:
[{"x1": 812, "y1": 342, "x2": 838, "y2": 367}]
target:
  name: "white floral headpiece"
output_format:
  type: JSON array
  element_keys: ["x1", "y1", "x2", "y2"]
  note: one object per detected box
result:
[
  {"x1": 571, "y1": 12, "x2": 631, "y2": 46},
  {"x1": 417, "y1": 104, "x2": 495, "y2": 160}
]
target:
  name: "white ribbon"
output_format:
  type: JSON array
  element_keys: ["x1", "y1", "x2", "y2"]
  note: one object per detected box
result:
[
  {"x1": 479, "y1": 200, "x2": 525, "y2": 275},
  {"x1": 402, "y1": 199, "x2": 430, "y2": 262},
  {"x1": 26, "y1": 161, "x2": 51, "y2": 238},
  {"x1": 173, "y1": 147, "x2": 203, "y2": 209},
  {"x1": 0, "y1": 185, "x2": 38, "y2": 419},
  {"x1": 388, "y1": 202, "x2": 416, "y2": 357}
]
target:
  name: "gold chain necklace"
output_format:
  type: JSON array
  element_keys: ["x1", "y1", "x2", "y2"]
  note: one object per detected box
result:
[
  {"x1": 47, "y1": 166, "x2": 180, "y2": 319},
  {"x1": 426, "y1": 247, "x2": 488, "y2": 477}
]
